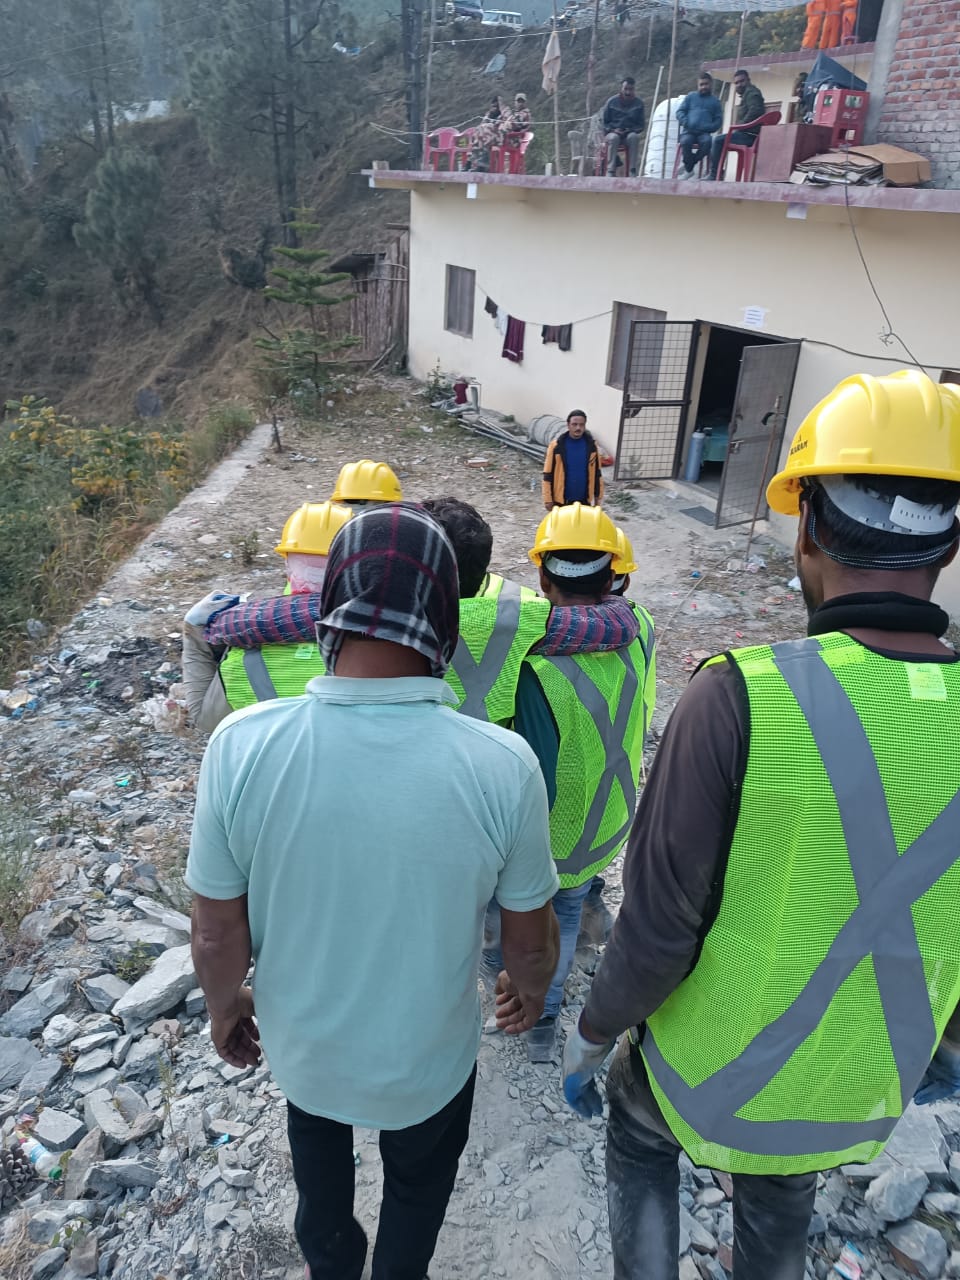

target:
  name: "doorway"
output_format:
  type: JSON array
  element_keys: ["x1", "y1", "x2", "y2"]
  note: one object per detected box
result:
[
  {"x1": 614, "y1": 319, "x2": 800, "y2": 528},
  {"x1": 687, "y1": 326, "x2": 782, "y2": 498}
]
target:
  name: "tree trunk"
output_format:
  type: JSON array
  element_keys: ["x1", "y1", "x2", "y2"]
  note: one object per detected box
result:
[
  {"x1": 88, "y1": 77, "x2": 103, "y2": 152},
  {"x1": 281, "y1": 0, "x2": 299, "y2": 246},
  {"x1": 96, "y1": 0, "x2": 115, "y2": 147},
  {"x1": 269, "y1": 85, "x2": 287, "y2": 238}
]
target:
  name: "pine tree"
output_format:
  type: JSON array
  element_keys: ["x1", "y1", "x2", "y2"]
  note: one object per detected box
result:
[
  {"x1": 254, "y1": 210, "x2": 359, "y2": 410},
  {"x1": 47, "y1": 0, "x2": 140, "y2": 152},
  {"x1": 74, "y1": 147, "x2": 165, "y2": 322},
  {"x1": 180, "y1": 0, "x2": 358, "y2": 244}
]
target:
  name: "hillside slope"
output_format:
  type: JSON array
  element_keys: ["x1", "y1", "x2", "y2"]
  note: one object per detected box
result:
[{"x1": 0, "y1": 11, "x2": 801, "y2": 425}]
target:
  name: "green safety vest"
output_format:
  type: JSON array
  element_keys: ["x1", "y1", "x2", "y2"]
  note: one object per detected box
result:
[
  {"x1": 219, "y1": 642, "x2": 326, "y2": 710},
  {"x1": 641, "y1": 632, "x2": 960, "y2": 1176},
  {"x1": 446, "y1": 574, "x2": 550, "y2": 724},
  {"x1": 526, "y1": 629, "x2": 652, "y2": 888}
]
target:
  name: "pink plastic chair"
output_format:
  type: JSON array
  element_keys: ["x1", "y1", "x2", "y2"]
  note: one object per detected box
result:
[
  {"x1": 490, "y1": 130, "x2": 534, "y2": 174},
  {"x1": 424, "y1": 126, "x2": 462, "y2": 171},
  {"x1": 716, "y1": 110, "x2": 781, "y2": 181}
]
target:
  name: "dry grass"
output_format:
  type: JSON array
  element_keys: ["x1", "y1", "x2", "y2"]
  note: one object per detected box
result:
[{"x1": 0, "y1": 1210, "x2": 41, "y2": 1280}]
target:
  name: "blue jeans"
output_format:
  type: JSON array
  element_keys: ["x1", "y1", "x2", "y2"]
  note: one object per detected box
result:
[
  {"x1": 679, "y1": 130, "x2": 711, "y2": 173},
  {"x1": 483, "y1": 880, "x2": 593, "y2": 1018}
]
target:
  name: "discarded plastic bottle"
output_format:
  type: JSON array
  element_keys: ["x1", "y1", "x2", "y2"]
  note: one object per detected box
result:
[{"x1": 16, "y1": 1134, "x2": 63, "y2": 1180}]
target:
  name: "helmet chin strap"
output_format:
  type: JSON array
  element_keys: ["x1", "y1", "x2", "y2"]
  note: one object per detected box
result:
[{"x1": 807, "y1": 508, "x2": 959, "y2": 572}]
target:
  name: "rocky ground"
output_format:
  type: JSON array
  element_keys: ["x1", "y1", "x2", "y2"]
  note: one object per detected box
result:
[{"x1": 1, "y1": 376, "x2": 959, "y2": 1280}]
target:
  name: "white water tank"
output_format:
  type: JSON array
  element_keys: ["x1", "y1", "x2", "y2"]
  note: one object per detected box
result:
[{"x1": 643, "y1": 95, "x2": 685, "y2": 179}]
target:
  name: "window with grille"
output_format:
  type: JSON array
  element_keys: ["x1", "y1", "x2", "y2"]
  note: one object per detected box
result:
[
  {"x1": 606, "y1": 303, "x2": 667, "y2": 393},
  {"x1": 444, "y1": 266, "x2": 476, "y2": 337}
]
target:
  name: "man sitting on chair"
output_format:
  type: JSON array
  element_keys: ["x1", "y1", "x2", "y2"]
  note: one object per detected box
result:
[
  {"x1": 708, "y1": 69, "x2": 765, "y2": 181},
  {"x1": 602, "y1": 77, "x2": 646, "y2": 178},
  {"x1": 676, "y1": 73, "x2": 723, "y2": 179}
]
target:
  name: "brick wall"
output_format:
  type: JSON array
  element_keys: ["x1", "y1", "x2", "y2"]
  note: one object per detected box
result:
[{"x1": 876, "y1": 0, "x2": 960, "y2": 188}]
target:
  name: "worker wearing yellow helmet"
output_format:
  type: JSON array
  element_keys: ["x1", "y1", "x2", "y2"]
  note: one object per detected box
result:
[
  {"x1": 181, "y1": 500, "x2": 352, "y2": 733},
  {"x1": 491, "y1": 503, "x2": 655, "y2": 1063},
  {"x1": 562, "y1": 371, "x2": 960, "y2": 1280},
  {"x1": 331, "y1": 459, "x2": 403, "y2": 505}
]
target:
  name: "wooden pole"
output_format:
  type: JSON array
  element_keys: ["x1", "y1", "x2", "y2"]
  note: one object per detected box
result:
[
  {"x1": 660, "y1": 0, "x2": 680, "y2": 177},
  {"x1": 552, "y1": 0, "x2": 561, "y2": 173},
  {"x1": 421, "y1": 0, "x2": 438, "y2": 165},
  {"x1": 639, "y1": 62, "x2": 663, "y2": 178},
  {"x1": 733, "y1": 8, "x2": 748, "y2": 74},
  {"x1": 580, "y1": 0, "x2": 602, "y2": 175}
]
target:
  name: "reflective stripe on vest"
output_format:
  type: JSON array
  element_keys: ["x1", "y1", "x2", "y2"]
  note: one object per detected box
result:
[
  {"x1": 643, "y1": 636, "x2": 960, "y2": 1162},
  {"x1": 243, "y1": 650, "x2": 279, "y2": 702},
  {"x1": 220, "y1": 642, "x2": 325, "y2": 710},
  {"x1": 453, "y1": 579, "x2": 523, "y2": 720},
  {"x1": 541, "y1": 650, "x2": 640, "y2": 878}
]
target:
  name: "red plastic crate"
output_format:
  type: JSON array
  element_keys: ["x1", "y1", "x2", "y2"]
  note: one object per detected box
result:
[{"x1": 813, "y1": 87, "x2": 870, "y2": 147}]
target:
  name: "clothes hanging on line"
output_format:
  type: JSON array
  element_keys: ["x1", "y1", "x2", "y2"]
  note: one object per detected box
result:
[
  {"x1": 541, "y1": 324, "x2": 573, "y2": 351},
  {"x1": 484, "y1": 296, "x2": 499, "y2": 319},
  {"x1": 495, "y1": 305, "x2": 509, "y2": 336},
  {"x1": 502, "y1": 317, "x2": 525, "y2": 363}
]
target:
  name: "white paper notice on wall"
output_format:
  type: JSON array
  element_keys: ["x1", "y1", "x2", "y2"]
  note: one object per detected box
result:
[
  {"x1": 466, "y1": 183, "x2": 478, "y2": 200},
  {"x1": 742, "y1": 306, "x2": 768, "y2": 330}
]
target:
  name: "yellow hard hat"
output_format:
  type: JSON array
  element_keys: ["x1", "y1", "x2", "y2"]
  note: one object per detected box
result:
[
  {"x1": 274, "y1": 501, "x2": 353, "y2": 556},
  {"x1": 767, "y1": 371, "x2": 960, "y2": 517},
  {"x1": 612, "y1": 527, "x2": 638, "y2": 575},
  {"x1": 331, "y1": 459, "x2": 403, "y2": 503},
  {"x1": 529, "y1": 503, "x2": 619, "y2": 566}
]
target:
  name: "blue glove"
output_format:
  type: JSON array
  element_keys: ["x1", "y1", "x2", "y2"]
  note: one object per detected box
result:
[
  {"x1": 184, "y1": 591, "x2": 240, "y2": 627},
  {"x1": 562, "y1": 1020, "x2": 615, "y2": 1119}
]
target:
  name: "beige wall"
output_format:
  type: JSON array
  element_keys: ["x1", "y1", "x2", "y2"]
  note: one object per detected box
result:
[{"x1": 406, "y1": 181, "x2": 960, "y2": 612}]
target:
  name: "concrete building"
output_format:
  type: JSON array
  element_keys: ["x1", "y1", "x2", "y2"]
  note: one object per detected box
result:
[{"x1": 368, "y1": 0, "x2": 960, "y2": 609}]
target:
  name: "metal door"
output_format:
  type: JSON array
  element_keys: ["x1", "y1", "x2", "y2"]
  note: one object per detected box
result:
[
  {"x1": 615, "y1": 321, "x2": 700, "y2": 481},
  {"x1": 715, "y1": 341, "x2": 801, "y2": 529}
]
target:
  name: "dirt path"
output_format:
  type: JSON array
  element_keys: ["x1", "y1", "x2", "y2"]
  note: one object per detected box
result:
[{"x1": 2, "y1": 375, "x2": 808, "y2": 1279}]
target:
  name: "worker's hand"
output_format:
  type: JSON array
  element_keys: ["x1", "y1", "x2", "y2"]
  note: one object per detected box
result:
[
  {"x1": 494, "y1": 971, "x2": 545, "y2": 1035},
  {"x1": 209, "y1": 986, "x2": 261, "y2": 1069},
  {"x1": 562, "y1": 1017, "x2": 615, "y2": 1119},
  {"x1": 544, "y1": 502, "x2": 556, "y2": 513},
  {"x1": 184, "y1": 591, "x2": 240, "y2": 627}
]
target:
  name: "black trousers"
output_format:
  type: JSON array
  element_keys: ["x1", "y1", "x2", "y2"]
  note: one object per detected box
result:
[
  {"x1": 286, "y1": 1066, "x2": 477, "y2": 1280},
  {"x1": 606, "y1": 1040, "x2": 817, "y2": 1280}
]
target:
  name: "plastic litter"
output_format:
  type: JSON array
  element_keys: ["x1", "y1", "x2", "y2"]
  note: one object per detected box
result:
[
  {"x1": 210, "y1": 1134, "x2": 232, "y2": 1148},
  {"x1": 834, "y1": 1243, "x2": 864, "y2": 1280},
  {"x1": 787, "y1": 575, "x2": 802, "y2": 590},
  {"x1": 16, "y1": 1131, "x2": 63, "y2": 1180},
  {"x1": 353, "y1": 1150, "x2": 361, "y2": 1167},
  {"x1": 690, "y1": 570, "x2": 701, "y2": 579}
]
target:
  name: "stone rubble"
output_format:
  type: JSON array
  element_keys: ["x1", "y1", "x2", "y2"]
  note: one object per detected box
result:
[{"x1": 0, "y1": 395, "x2": 958, "y2": 1278}]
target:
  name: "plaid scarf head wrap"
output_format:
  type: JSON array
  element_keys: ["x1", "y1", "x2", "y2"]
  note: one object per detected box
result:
[{"x1": 317, "y1": 502, "x2": 460, "y2": 676}]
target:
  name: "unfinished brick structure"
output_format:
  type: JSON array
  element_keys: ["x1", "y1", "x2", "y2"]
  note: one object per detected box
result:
[{"x1": 876, "y1": 0, "x2": 960, "y2": 188}]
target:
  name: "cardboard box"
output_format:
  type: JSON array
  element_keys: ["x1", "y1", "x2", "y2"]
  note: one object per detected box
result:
[{"x1": 847, "y1": 144, "x2": 932, "y2": 186}]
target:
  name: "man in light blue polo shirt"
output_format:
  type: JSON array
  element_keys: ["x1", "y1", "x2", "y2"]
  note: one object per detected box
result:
[{"x1": 187, "y1": 503, "x2": 560, "y2": 1280}]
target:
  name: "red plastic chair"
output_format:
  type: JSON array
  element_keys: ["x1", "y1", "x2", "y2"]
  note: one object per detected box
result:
[
  {"x1": 594, "y1": 138, "x2": 630, "y2": 176},
  {"x1": 490, "y1": 130, "x2": 534, "y2": 174},
  {"x1": 716, "y1": 110, "x2": 781, "y2": 181},
  {"x1": 424, "y1": 126, "x2": 463, "y2": 171}
]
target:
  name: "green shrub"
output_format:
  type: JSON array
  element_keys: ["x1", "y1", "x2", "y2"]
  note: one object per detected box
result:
[
  {"x1": 186, "y1": 402, "x2": 255, "y2": 476},
  {"x1": 39, "y1": 197, "x2": 82, "y2": 244}
]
